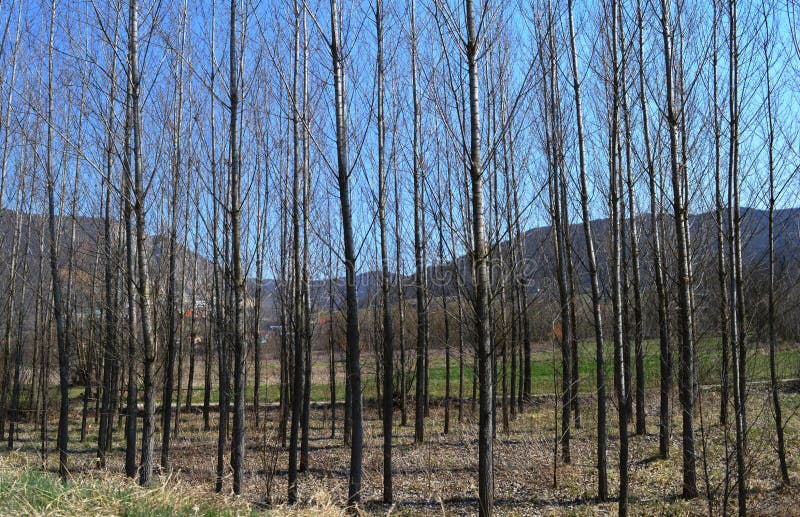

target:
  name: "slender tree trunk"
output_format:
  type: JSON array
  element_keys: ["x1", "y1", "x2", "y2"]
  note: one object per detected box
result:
[
  {"x1": 659, "y1": 0, "x2": 698, "y2": 499},
  {"x1": 763, "y1": 10, "x2": 789, "y2": 484},
  {"x1": 636, "y1": 0, "x2": 671, "y2": 459},
  {"x1": 5, "y1": 171, "x2": 28, "y2": 449},
  {"x1": 185, "y1": 186, "x2": 201, "y2": 413},
  {"x1": 451, "y1": 178, "x2": 466, "y2": 423},
  {"x1": 98, "y1": 19, "x2": 120, "y2": 465},
  {"x1": 202, "y1": 319, "x2": 212, "y2": 431},
  {"x1": 567, "y1": 0, "x2": 607, "y2": 498},
  {"x1": 710, "y1": 2, "x2": 730, "y2": 429},
  {"x1": 45, "y1": 0, "x2": 71, "y2": 482},
  {"x1": 161, "y1": 4, "x2": 187, "y2": 469},
  {"x1": 608, "y1": 1, "x2": 631, "y2": 512},
  {"x1": 329, "y1": 0, "x2": 363, "y2": 506},
  {"x1": 464, "y1": 1, "x2": 493, "y2": 512},
  {"x1": 252, "y1": 154, "x2": 266, "y2": 425},
  {"x1": 618, "y1": 13, "x2": 645, "y2": 434},
  {"x1": 128, "y1": 9, "x2": 158, "y2": 486},
  {"x1": 80, "y1": 254, "x2": 100, "y2": 443},
  {"x1": 279, "y1": 161, "x2": 289, "y2": 448},
  {"x1": 7, "y1": 241, "x2": 29, "y2": 450},
  {"x1": 228, "y1": 0, "x2": 246, "y2": 495},
  {"x1": 728, "y1": 0, "x2": 747, "y2": 507},
  {"x1": 410, "y1": 0, "x2": 427, "y2": 444},
  {"x1": 376, "y1": 0, "x2": 394, "y2": 502},
  {"x1": 288, "y1": 0, "x2": 303, "y2": 502},
  {"x1": 209, "y1": 0, "x2": 231, "y2": 494},
  {"x1": 174, "y1": 223, "x2": 188, "y2": 438},
  {"x1": 504, "y1": 147, "x2": 518, "y2": 421},
  {"x1": 129, "y1": 0, "x2": 157, "y2": 486},
  {"x1": 299, "y1": 10, "x2": 312, "y2": 474},
  {"x1": 328, "y1": 225, "x2": 336, "y2": 439},
  {"x1": 39, "y1": 226, "x2": 51, "y2": 470},
  {"x1": 539, "y1": 4, "x2": 570, "y2": 464},
  {"x1": 0, "y1": 12, "x2": 21, "y2": 444},
  {"x1": 122, "y1": 75, "x2": 138, "y2": 480},
  {"x1": 563, "y1": 203, "x2": 579, "y2": 430},
  {"x1": 394, "y1": 153, "x2": 407, "y2": 427}
]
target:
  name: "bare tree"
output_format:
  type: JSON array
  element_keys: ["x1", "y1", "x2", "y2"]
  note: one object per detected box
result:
[
  {"x1": 375, "y1": 0, "x2": 394, "y2": 503},
  {"x1": 636, "y1": 0, "x2": 671, "y2": 460},
  {"x1": 98, "y1": 5, "x2": 121, "y2": 468},
  {"x1": 659, "y1": 0, "x2": 698, "y2": 499},
  {"x1": 567, "y1": 0, "x2": 608, "y2": 497},
  {"x1": 44, "y1": 0, "x2": 72, "y2": 482},
  {"x1": 763, "y1": 5, "x2": 789, "y2": 485},
  {"x1": 328, "y1": 0, "x2": 363, "y2": 506},
  {"x1": 161, "y1": 0, "x2": 188, "y2": 471},
  {"x1": 228, "y1": 0, "x2": 247, "y2": 495},
  {"x1": 122, "y1": 37, "x2": 138, "y2": 480},
  {"x1": 608, "y1": 0, "x2": 631, "y2": 511},
  {"x1": 464, "y1": 0, "x2": 493, "y2": 513},
  {"x1": 410, "y1": 0, "x2": 428, "y2": 444},
  {"x1": 288, "y1": 0, "x2": 303, "y2": 501}
]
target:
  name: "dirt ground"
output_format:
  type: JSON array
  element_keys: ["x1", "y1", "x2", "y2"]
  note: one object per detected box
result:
[{"x1": 6, "y1": 387, "x2": 800, "y2": 515}]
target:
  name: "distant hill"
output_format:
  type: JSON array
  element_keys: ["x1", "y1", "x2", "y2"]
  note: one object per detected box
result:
[
  {"x1": 0, "y1": 210, "x2": 216, "y2": 321},
  {"x1": 319, "y1": 207, "x2": 800, "y2": 308},
  {"x1": 2, "y1": 207, "x2": 798, "y2": 321}
]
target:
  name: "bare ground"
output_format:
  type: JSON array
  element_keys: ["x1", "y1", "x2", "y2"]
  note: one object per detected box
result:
[{"x1": 4, "y1": 387, "x2": 800, "y2": 515}]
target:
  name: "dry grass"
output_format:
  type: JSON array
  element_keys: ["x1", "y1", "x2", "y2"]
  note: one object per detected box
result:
[
  {"x1": 0, "y1": 451, "x2": 252, "y2": 515},
  {"x1": 2, "y1": 389, "x2": 800, "y2": 515}
]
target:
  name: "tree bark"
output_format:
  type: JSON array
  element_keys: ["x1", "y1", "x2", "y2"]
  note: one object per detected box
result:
[
  {"x1": 161, "y1": 3, "x2": 187, "y2": 469},
  {"x1": 659, "y1": 0, "x2": 698, "y2": 499},
  {"x1": 763, "y1": 9, "x2": 789, "y2": 484},
  {"x1": 129, "y1": 0, "x2": 157, "y2": 487},
  {"x1": 288, "y1": 0, "x2": 303, "y2": 501},
  {"x1": 45, "y1": 0, "x2": 71, "y2": 482},
  {"x1": 410, "y1": 0, "x2": 427, "y2": 444},
  {"x1": 228, "y1": 0, "x2": 246, "y2": 495},
  {"x1": 464, "y1": 0, "x2": 493, "y2": 513},
  {"x1": 567, "y1": 0, "x2": 608, "y2": 498},
  {"x1": 376, "y1": 0, "x2": 394, "y2": 502},
  {"x1": 329, "y1": 0, "x2": 363, "y2": 506}
]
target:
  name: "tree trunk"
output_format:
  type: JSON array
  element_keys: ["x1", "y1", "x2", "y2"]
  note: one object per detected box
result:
[
  {"x1": 659, "y1": 0, "x2": 698, "y2": 499},
  {"x1": 618, "y1": 13, "x2": 645, "y2": 435},
  {"x1": 288, "y1": 0, "x2": 303, "y2": 502},
  {"x1": 710, "y1": 2, "x2": 730, "y2": 429},
  {"x1": 410, "y1": 0, "x2": 427, "y2": 444},
  {"x1": 129, "y1": 0, "x2": 157, "y2": 486},
  {"x1": 299, "y1": 10, "x2": 312, "y2": 474},
  {"x1": 376, "y1": 0, "x2": 394, "y2": 502},
  {"x1": 464, "y1": 1, "x2": 493, "y2": 513},
  {"x1": 161, "y1": 3, "x2": 187, "y2": 468},
  {"x1": 609, "y1": 1, "x2": 631, "y2": 512},
  {"x1": 98, "y1": 22, "x2": 120, "y2": 464},
  {"x1": 228, "y1": 0, "x2": 246, "y2": 495},
  {"x1": 288, "y1": 0, "x2": 304, "y2": 504},
  {"x1": 122, "y1": 72, "x2": 138, "y2": 480},
  {"x1": 763, "y1": 10, "x2": 789, "y2": 484},
  {"x1": 394, "y1": 151, "x2": 407, "y2": 427},
  {"x1": 329, "y1": 0, "x2": 363, "y2": 506},
  {"x1": 567, "y1": 0, "x2": 607, "y2": 498},
  {"x1": 636, "y1": 0, "x2": 671, "y2": 459},
  {"x1": 45, "y1": 0, "x2": 71, "y2": 482},
  {"x1": 5, "y1": 170, "x2": 29, "y2": 449}
]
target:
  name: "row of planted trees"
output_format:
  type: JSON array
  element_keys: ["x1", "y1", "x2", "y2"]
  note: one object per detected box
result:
[{"x1": 0, "y1": 0, "x2": 798, "y2": 516}]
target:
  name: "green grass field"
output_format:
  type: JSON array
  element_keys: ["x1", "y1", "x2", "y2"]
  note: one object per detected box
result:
[
  {"x1": 420, "y1": 338, "x2": 800, "y2": 401},
  {"x1": 139, "y1": 337, "x2": 800, "y2": 406},
  {"x1": 42, "y1": 337, "x2": 799, "y2": 409}
]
